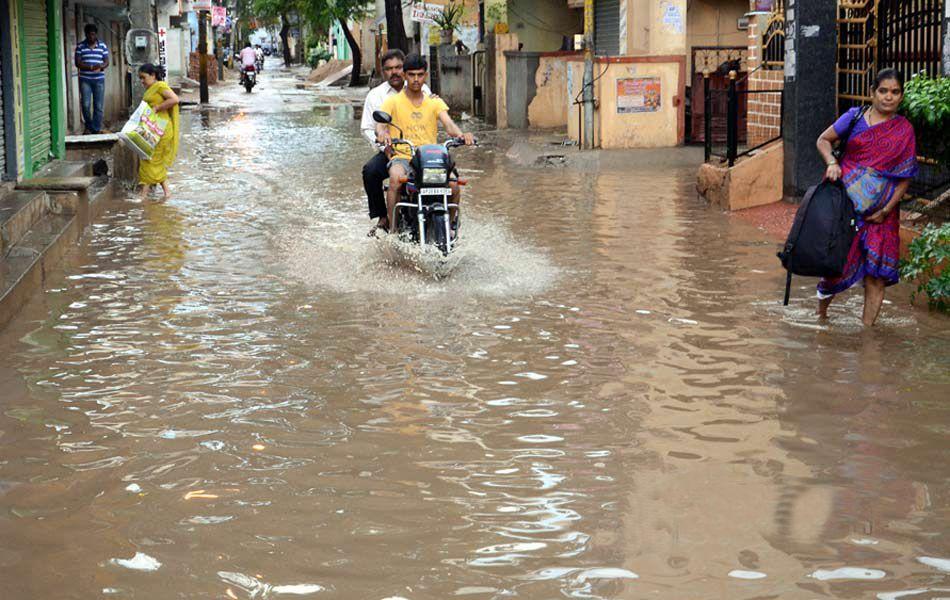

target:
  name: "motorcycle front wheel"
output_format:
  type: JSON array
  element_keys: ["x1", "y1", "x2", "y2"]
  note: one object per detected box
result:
[{"x1": 427, "y1": 213, "x2": 449, "y2": 256}]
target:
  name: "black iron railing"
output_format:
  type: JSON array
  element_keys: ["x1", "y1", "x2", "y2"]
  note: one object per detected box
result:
[{"x1": 704, "y1": 71, "x2": 784, "y2": 167}]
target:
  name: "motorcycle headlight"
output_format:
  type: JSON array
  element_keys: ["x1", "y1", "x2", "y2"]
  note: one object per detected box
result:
[{"x1": 422, "y1": 168, "x2": 447, "y2": 184}]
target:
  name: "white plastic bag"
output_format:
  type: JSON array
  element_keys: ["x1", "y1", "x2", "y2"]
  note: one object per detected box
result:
[{"x1": 117, "y1": 101, "x2": 169, "y2": 160}]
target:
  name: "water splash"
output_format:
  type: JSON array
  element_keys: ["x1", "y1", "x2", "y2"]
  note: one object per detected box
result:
[{"x1": 282, "y1": 213, "x2": 558, "y2": 299}]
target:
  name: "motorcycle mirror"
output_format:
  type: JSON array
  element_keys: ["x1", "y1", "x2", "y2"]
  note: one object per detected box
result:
[{"x1": 372, "y1": 111, "x2": 392, "y2": 124}]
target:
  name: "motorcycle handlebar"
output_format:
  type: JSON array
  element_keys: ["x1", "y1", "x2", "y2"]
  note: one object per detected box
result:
[
  {"x1": 376, "y1": 137, "x2": 477, "y2": 151},
  {"x1": 446, "y1": 137, "x2": 477, "y2": 148}
]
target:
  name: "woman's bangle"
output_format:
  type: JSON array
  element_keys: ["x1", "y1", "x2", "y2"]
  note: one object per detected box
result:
[{"x1": 826, "y1": 160, "x2": 838, "y2": 166}]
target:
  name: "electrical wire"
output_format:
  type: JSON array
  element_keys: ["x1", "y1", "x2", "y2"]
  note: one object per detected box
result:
[{"x1": 573, "y1": 59, "x2": 610, "y2": 106}]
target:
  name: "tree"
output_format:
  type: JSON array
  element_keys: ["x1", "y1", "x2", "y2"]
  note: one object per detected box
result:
[
  {"x1": 252, "y1": 0, "x2": 298, "y2": 65},
  {"x1": 300, "y1": 0, "x2": 370, "y2": 86},
  {"x1": 384, "y1": 0, "x2": 408, "y2": 53}
]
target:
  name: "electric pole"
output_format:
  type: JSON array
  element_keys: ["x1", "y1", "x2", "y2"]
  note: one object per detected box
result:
[
  {"x1": 582, "y1": 0, "x2": 594, "y2": 149},
  {"x1": 199, "y1": 10, "x2": 209, "y2": 103}
]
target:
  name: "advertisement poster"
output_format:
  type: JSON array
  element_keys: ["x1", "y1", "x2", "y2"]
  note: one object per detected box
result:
[
  {"x1": 616, "y1": 78, "x2": 661, "y2": 114},
  {"x1": 212, "y1": 6, "x2": 226, "y2": 26},
  {"x1": 753, "y1": 0, "x2": 775, "y2": 11}
]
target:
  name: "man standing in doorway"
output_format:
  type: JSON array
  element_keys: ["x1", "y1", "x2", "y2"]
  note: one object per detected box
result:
[
  {"x1": 360, "y1": 49, "x2": 431, "y2": 235},
  {"x1": 74, "y1": 24, "x2": 110, "y2": 134}
]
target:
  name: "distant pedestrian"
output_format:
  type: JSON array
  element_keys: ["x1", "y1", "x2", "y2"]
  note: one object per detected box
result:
[
  {"x1": 815, "y1": 68, "x2": 918, "y2": 326},
  {"x1": 137, "y1": 64, "x2": 180, "y2": 202},
  {"x1": 75, "y1": 23, "x2": 110, "y2": 134}
]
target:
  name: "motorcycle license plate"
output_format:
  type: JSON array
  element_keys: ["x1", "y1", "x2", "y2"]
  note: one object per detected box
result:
[{"x1": 418, "y1": 188, "x2": 452, "y2": 195}]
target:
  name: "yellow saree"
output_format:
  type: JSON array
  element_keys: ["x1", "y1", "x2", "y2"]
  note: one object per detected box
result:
[{"x1": 139, "y1": 81, "x2": 180, "y2": 185}]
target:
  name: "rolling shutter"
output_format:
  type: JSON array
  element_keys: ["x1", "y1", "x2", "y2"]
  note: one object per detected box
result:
[
  {"x1": 21, "y1": 0, "x2": 52, "y2": 174},
  {"x1": 594, "y1": 0, "x2": 620, "y2": 56},
  {"x1": 0, "y1": 48, "x2": 5, "y2": 178}
]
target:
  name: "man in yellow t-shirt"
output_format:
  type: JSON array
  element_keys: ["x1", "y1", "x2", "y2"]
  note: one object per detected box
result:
[{"x1": 375, "y1": 53, "x2": 474, "y2": 233}]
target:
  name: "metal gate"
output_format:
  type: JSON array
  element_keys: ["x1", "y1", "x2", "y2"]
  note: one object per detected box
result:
[
  {"x1": 836, "y1": 0, "x2": 878, "y2": 112},
  {"x1": 594, "y1": 0, "x2": 620, "y2": 56},
  {"x1": 21, "y1": 0, "x2": 52, "y2": 175},
  {"x1": 836, "y1": 0, "x2": 945, "y2": 113},
  {"x1": 878, "y1": 0, "x2": 944, "y2": 79},
  {"x1": 690, "y1": 46, "x2": 747, "y2": 143}
]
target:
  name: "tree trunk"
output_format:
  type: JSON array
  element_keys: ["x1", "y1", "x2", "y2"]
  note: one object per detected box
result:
[
  {"x1": 384, "y1": 0, "x2": 409, "y2": 53},
  {"x1": 339, "y1": 17, "x2": 362, "y2": 86},
  {"x1": 280, "y1": 13, "x2": 292, "y2": 65}
]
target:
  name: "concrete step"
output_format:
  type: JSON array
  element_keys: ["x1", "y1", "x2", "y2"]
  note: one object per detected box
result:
[
  {"x1": 0, "y1": 190, "x2": 48, "y2": 255},
  {"x1": 16, "y1": 176, "x2": 96, "y2": 193},
  {"x1": 35, "y1": 160, "x2": 90, "y2": 178},
  {"x1": 0, "y1": 212, "x2": 79, "y2": 332}
]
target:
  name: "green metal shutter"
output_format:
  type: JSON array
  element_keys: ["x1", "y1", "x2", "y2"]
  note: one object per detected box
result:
[
  {"x1": 594, "y1": 0, "x2": 620, "y2": 56},
  {"x1": 0, "y1": 48, "x2": 5, "y2": 177},
  {"x1": 22, "y1": 0, "x2": 52, "y2": 174}
]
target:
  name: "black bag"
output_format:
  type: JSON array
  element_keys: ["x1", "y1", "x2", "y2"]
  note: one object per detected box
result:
[{"x1": 777, "y1": 181, "x2": 857, "y2": 305}]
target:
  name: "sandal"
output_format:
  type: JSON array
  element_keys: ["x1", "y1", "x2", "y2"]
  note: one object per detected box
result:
[{"x1": 367, "y1": 219, "x2": 389, "y2": 237}]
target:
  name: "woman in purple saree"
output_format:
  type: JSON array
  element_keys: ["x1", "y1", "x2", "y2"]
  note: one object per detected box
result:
[{"x1": 815, "y1": 69, "x2": 918, "y2": 326}]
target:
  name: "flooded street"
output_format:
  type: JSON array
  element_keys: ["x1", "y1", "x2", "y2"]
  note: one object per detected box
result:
[{"x1": 1, "y1": 67, "x2": 949, "y2": 599}]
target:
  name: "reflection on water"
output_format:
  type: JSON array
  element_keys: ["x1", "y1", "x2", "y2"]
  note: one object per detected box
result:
[{"x1": 0, "y1": 103, "x2": 948, "y2": 600}]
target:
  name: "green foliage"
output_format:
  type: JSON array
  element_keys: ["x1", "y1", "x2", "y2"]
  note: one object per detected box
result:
[
  {"x1": 432, "y1": 2, "x2": 465, "y2": 31},
  {"x1": 307, "y1": 46, "x2": 332, "y2": 67},
  {"x1": 485, "y1": 2, "x2": 505, "y2": 27},
  {"x1": 251, "y1": 0, "x2": 296, "y2": 23},
  {"x1": 900, "y1": 74, "x2": 950, "y2": 167},
  {"x1": 900, "y1": 222, "x2": 950, "y2": 311}
]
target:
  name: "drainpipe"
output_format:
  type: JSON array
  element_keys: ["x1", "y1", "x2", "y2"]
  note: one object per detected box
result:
[{"x1": 582, "y1": 0, "x2": 594, "y2": 149}]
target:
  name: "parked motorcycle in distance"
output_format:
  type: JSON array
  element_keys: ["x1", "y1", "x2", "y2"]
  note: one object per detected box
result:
[
  {"x1": 241, "y1": 65, "x2": 257, "y2": 93},
  {"x1": 373, "y1": 110, "x2": 476, "y2": 256}
]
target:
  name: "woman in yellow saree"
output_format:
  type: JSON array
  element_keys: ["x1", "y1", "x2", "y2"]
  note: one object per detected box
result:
[{"x1": 137, "y1": 64, "x2": 180, "y2": 201}]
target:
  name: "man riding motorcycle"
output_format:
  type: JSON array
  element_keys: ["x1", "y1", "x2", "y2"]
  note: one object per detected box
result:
[
  {"x1": 239, "y1": 42, "x2": 257, "y2": 86},
  {"x1": 254, "y1": 44, "x2": 265, "y2": 71},
  {"x1": 375, "y1": 53, "x2": 473, "y2": 235},
  {"x1": 360, "y1": 49, "x2": 431, "y2": 236}
]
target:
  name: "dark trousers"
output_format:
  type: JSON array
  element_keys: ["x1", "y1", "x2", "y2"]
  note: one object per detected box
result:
[{"x1": 362, "y1": 152, "x2": 389, "y2": 220}]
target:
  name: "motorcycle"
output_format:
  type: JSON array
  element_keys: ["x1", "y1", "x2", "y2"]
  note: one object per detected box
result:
[
  {"x1": 373, "y1": 110, "x2": 475, "y2": 256},
  {"x1": 255, "y1": 56, "x2": 264, "y2": 72},
  {"x1": 241, "y1": 64, "x2": 257, "y2": 93}
]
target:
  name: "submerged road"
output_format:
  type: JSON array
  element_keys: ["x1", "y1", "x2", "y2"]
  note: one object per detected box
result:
[{"x1": 0, "y1": 61, "x2": 948, "y2": 599}]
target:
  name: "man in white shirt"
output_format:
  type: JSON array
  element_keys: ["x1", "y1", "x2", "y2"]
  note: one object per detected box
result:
[
  {"x1": 361, "y1": 49, "x2": 431, "y2": 235},
  {"x1": 239, "y1": 42, "x2": 257, "y2": 69}
]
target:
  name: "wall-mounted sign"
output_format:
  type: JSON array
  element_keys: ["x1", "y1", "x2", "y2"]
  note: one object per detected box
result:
[
  {"x1": 617, "y1": 77, "x2": 661, "y2": 114},
  {"x1": 191, "y1": 0, "x2": 212, "y2": 11},
  {"x1": 753, "y1": 0, "x2": 775, "y2": 11},
  {"x1": 410, "y1": 2, "x2": 443, "y2": 24},
  {"x1": 211, "y1": 6, "x2": 226, "y2": 27},
  {"x1": 158, "y1": 27, "x2": 167, "y2": 68}
]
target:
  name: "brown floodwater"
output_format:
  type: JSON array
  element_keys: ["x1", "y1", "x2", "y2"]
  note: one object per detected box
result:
[{"x1": 1, "y1": 88, "x2": 949, "y2": 600}]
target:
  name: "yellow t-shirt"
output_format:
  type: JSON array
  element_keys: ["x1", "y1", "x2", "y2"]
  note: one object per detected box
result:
[{"x1": 380, "y1": 91, "x2": 450, "y2": 160}]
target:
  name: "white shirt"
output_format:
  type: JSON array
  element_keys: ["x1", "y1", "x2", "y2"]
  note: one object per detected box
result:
[
  {"x1": 240, "y1": 47, "x2": 257, "y2": 68},
  {"x1": 360, "y1": 81, "x2": 432, "y2": 148}
]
